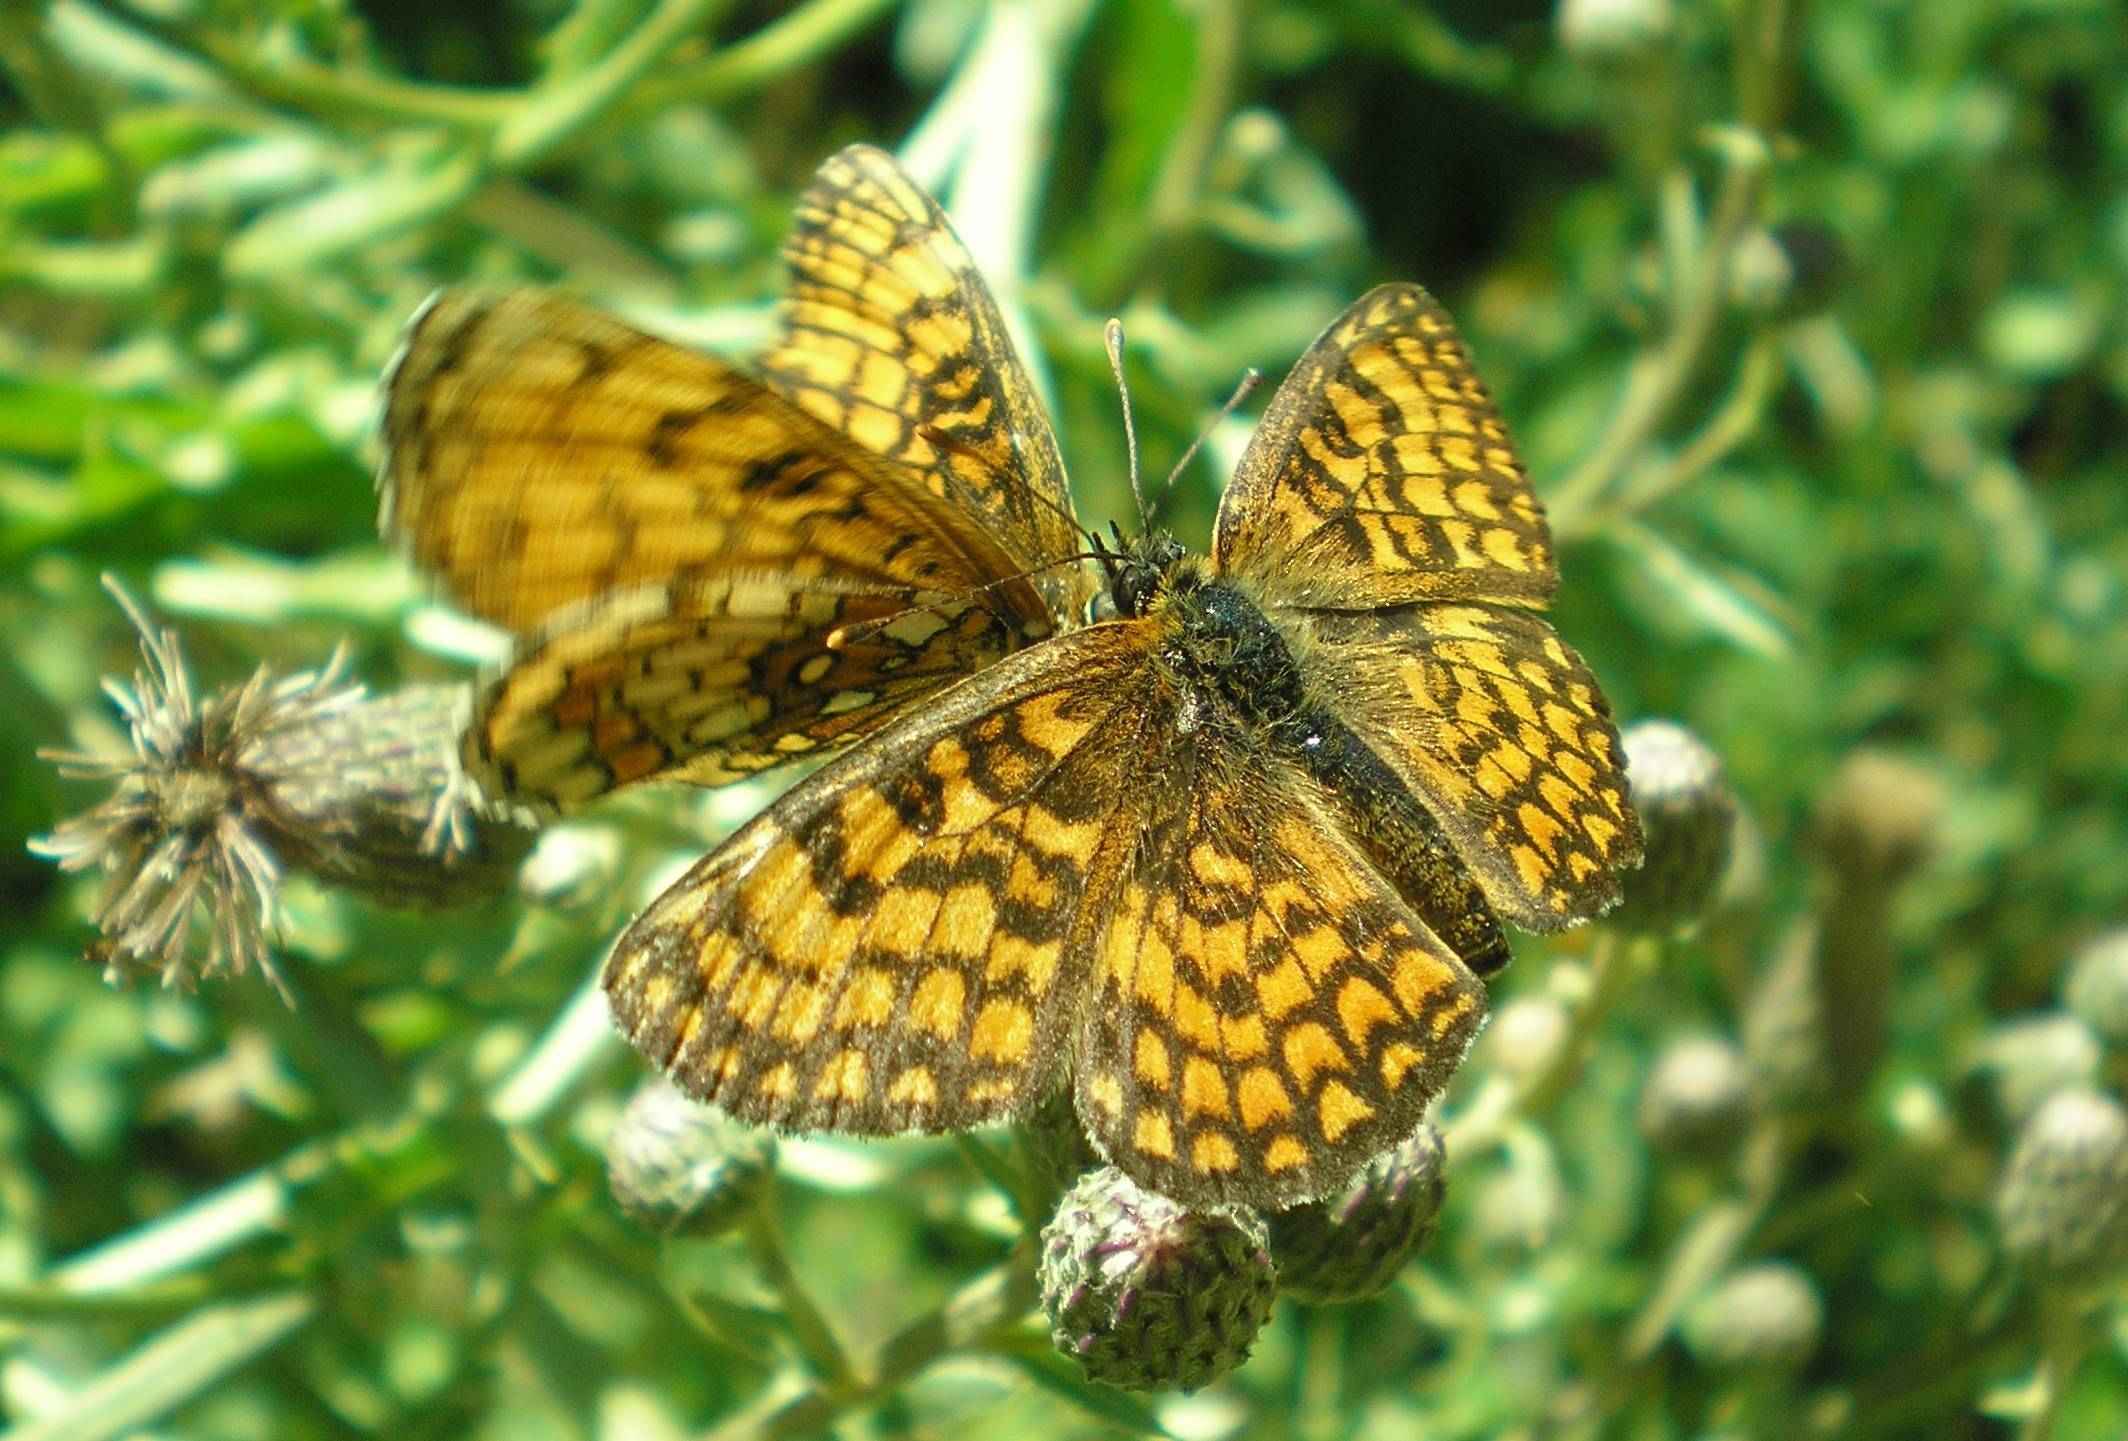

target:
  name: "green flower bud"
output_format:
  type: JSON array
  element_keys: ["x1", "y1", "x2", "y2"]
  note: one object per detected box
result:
[
  {"x1": 1471, "y1": 1139, "x2": 1565, "y2": 1254},
  {"x1": 1728, "y1": 229, "x2": 1796, "y2": 315},
  {"x1": 2063, "y1": 928, "x2": 2128, "y2": 1046},
  {"x1": 1729, "y1": 223, "x2": 1849, "y2": 318},
  {"x1": 1681, "y1": 1263, "x2": 1824, "y2": 1371},
  {"x1": 1484, "y1": 994, "x2": 1570, "y2": 1079},
  {"x1": 1810, "y1": 750, "x2": 1944, "y2": 883},
  {"x1": 1039, "y1": 1167, "x2": 1277, "y2": 1392},
  {"x1": 606, "y1": 1079, "x2": 770, "y2": 1238},
  {"x1": 1269, "y1": 1126, "x2": 1446, "y2": 1305},
  {"x1": 1978, "y1": 1014, "x2": 2103, "y2": 1124},
  {"x1": 1557, "y1": 0, "x2": 1674, "y2": 63},
  {"x1": 1996, "y1": 1089, "x2": 2128, "y2": 1279},
  {"x1": 1639, "y1": 1035, "x2": 1752, "y2": 1154},
  {"x1": 1614, "y1": 721, "x2": 1737, "y2": 933}
]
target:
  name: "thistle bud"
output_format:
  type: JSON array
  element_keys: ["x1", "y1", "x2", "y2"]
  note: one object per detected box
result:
[
  {"x1": 1995, "y1": 1088, "x2": 2128, "y2": 1279},
  {"x1": 1806, "y1": 750, "x2": 1944, "y2": 1100},
  {"x1": 2063, "y1": 928, "x2": 2128, "y2": 1046},
  {"x1": 1639, "y1": 1035, "x2": 1752, "y2": 1154},
  {"x1": 1810, "y1": 750, "x2": 1944, "y2": 883},
  {"x1": 1485, "y1": 994, "x2": 1571, "y2": 1079},
  {"x1": 1039, "y1": 1167, "x2": 1277, "y2": 1392},
  {"x1": 1613, "y1": 721, "x2": 1737, "y2": 934},
  {"x1": 606, "y1": 1079, "x2": 770, "y2": 1238},
  {"x1": 1680, "y1": 1263, "x2": 1824, "y2": 1371},
  {"x1": 1978, "y1": 1014, "x2": 2103, "y2": 1125},
  {"x1": 1269, "y1": 1126, "x2": 1446, "y2": 1305}
]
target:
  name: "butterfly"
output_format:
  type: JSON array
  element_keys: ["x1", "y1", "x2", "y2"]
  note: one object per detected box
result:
[{"x1": 378, "y1": 144, "x2": 1642, "y2": 1209}]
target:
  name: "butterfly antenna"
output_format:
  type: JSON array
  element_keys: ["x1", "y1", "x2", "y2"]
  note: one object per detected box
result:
[
  {"x1": 1148, "y1": 367, "x2": 1261, "y2": 525},
  {"x1": 917, "y1": 423, "x2": 1099, "y2": 551},
  {"x1": 1104, "y1": 319, "x2": 1149, "y2": 531},
  {"x1": 823, "y1": 550, "x2": 1115, "y2": 649}
]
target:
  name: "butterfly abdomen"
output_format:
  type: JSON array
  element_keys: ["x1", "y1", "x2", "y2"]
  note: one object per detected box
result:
[{"x1": 1156, "y1": 572, "x2": 1511, "y2": 976}]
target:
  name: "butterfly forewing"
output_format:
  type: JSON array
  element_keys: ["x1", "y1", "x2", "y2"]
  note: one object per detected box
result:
[
  {"x1": 1213, "y1": 284, "x2": 1556, "y2": 607},
  {"x1": 1212, "y1": 283, "x2": 1642, "y2": 926},
  {"x1": 381, "y1": 288, "x2": 1055, "y2": 805},
  {"x1": 761, "y1": 145, "x2": 1094, "y2": 620},
  {"x1": 382, "y1": 289, "x2": 1047, "y2": 632}
]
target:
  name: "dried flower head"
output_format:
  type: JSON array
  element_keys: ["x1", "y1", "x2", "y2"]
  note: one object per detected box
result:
[{"x1": 31, "y1": 577, "x2": 533, "y2": 999}]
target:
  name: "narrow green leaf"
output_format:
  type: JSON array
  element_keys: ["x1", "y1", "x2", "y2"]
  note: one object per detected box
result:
[{"x1": 0, "y1": 1292, "x2": 314, "y2": 1441}]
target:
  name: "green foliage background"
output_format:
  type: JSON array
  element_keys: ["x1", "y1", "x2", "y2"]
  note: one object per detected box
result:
[{"x1": 4, "y1": 0, "x2": 2126, "y2": 1436}]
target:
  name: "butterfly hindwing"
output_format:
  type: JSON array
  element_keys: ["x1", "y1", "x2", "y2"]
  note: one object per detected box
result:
[
  {"x1": 602, "y1": 624, "x2": 1155, "y2": 1134},
  {"x1": 470, "y1": 575, "x2": 1028, "y2": 806},
  {"x1": 1208, "y1": 282, "x2": 1641, "y2": 926},
  {"x1": 1302, "y1": 602, "x2": 1642, "y2": 927},
  {"x1": 1073, "y1": 733, "x2": 1488, "y2": 1209}
]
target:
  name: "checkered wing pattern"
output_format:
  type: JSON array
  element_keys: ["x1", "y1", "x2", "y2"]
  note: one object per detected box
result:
[
  {"x1": 1216, "y1": 285, "x2": 1642, "y2": 925},
  {"x1": 1214, "y1": 284, "x2": 1555, "y2": 607},
  {"x1": 379, "y1": 289, "x2": 1055, "y2": 806},
  {"x1": 762, "y1": 145, "x2": 1095, "y2": 621},
  {"x1": 1074, "y1": 746, "x2": 1487, "y2": 1208},
  {"x1": 603, "y1": 624, "x2": 1152, "y2": 1133}
]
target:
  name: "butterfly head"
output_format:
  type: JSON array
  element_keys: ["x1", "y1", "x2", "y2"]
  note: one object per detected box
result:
[{"x1": 1088, "y1": 521, "x2": 1186, "y2": 623}]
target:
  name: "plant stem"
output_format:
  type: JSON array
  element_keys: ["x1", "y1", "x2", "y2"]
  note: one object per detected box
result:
[
  {"x1": 494, "y1": 0, "x2": 730, "y2": 171},
  {"x1": 705, "y1": 1251, "x2": 1039, "y2": 1441},
  {"x1": 1584, "y1": 333, "x2": 1784, "y2": 531},
  {"x1": 741, "y1": 1177, "x2": 859, "y2": 1396},
  {"x1": 1545, "y1": 0, "x2": 1792, "y2": 535},
  {"x1": 2016, "y1": 1290, "x2": 2096, "y2": 1441},
  {"x1": 1518, "y1": 932, "x2": 1643, "y2": 1117},
  {"x1": 1546, "y1": 137, "x2": 1768, "y2": 538},
  {"x1": 628, "y1": 0, "x2": 899, "y2": 113},
  {"x1": 1442, "y1": 934, "x2": 1650, "y2": 1163}
]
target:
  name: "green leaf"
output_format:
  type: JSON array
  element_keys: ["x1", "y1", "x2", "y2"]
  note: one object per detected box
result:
[{"x1": 0, "y1": 1292, "x2": 314, "y2": 1441}]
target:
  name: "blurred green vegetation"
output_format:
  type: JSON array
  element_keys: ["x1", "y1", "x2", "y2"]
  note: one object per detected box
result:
[{"x1": 4, "y1": 0, "x2": 2126, "y2": 1437}]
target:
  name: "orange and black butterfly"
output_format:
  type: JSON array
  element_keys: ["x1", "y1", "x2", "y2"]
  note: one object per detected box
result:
[{"x1": 379, "y1": 145, "x2": 1641, "y2": 1208}]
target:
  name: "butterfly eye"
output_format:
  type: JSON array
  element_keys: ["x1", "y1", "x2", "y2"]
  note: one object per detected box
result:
[{"x1": 1084, "y1": 590, "x2": 1119, "y2": 624}]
